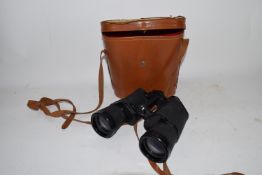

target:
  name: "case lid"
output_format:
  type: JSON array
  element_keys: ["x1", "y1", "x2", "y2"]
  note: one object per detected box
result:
[{"x1": 101, "y1": 16, "x2": 186, "y2": 32}]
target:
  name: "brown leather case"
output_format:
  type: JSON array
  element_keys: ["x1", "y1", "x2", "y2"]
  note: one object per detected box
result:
[{"x1": 101, "y1": 16, "x2": 189, "y2": 98}]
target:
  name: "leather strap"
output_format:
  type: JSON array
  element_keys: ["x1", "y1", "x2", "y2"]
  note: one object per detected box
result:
[
  {"x1": 133, "y1": 123, "x2": 244, "y2": 175},
  {"x1": 27, "y1": 50, "x2": 106, "y2": 129}
]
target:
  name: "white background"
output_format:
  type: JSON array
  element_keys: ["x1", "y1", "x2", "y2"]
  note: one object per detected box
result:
[{"x1": 1, "y1": 0, "x2": 262, "y2": 175}]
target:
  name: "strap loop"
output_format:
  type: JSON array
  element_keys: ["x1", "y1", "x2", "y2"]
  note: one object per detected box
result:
[{"x1": 27, "y1": 50, "x2": 106, "y2": 129}]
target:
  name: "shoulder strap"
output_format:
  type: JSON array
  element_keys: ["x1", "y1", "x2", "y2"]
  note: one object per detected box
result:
[
  {"x1": 27, "y1": 50, "x2": 106, "y2": 129},
  {"x1": 133, "y1": 124, "x2": 244, "y2": 175}
]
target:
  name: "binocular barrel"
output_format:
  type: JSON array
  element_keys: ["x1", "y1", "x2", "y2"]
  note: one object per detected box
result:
[
  {"x1": 91, "y1": 89, "x2": 188, "y2": 163},
  {"x1": 139, "y1": 96, "x2": 188, "y2": 163},
  {"x1": 91, "y1": 89, "x2": 165, "y2": 138},
  {"x1": 91, "y1": 89, "x2": 147, "y2": 138},
  {"x1": 91, "y1": 104, "x2": 126, "y2": 138}
]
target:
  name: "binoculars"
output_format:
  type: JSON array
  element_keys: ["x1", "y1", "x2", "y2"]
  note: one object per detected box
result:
[{"x1": 91, "y1": 88, "x2": 188, "y2": 163}]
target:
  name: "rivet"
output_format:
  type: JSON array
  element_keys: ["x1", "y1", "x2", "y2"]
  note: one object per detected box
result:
[{"x1": 140, "y1": 60, "x2": 146, "y2": 68}]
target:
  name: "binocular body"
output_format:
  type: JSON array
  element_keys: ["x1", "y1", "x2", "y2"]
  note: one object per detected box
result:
[{"x1": 91, "y1": 88, "x2": 188, "y2": 163}]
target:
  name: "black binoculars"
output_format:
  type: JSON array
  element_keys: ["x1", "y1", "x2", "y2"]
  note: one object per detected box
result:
[{"x1": 91, "y1": 88, "x2": 188, "y2": 163}]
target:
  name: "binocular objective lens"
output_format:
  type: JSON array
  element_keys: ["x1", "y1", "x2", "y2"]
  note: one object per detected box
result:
[
  {"x1": 140, "y1": 136, "x2": 168, "y2": 163},
  {"x1": 145, "y1": 137, "x2": 166, "y2": 156},
  {"x1": 91, "y1": 114, "x2": 115, "y2": 138},
  {"x1": 97, "y1": 116, "x2": 112, "y2": 131}
]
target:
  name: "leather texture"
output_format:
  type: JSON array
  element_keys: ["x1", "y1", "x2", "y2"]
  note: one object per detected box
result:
[{"x1": 101, "y1": 16, "x2": 189, "y2": 98}]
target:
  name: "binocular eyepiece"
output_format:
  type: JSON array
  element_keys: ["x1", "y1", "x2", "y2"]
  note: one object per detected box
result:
[{"x1": 91, "y1": 88, "x2": 188, "y2": 163}]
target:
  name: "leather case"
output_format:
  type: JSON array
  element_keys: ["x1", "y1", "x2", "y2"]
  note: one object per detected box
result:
[{"x1": 101, "y1": 16, "x2": 189, "y2": 98}]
